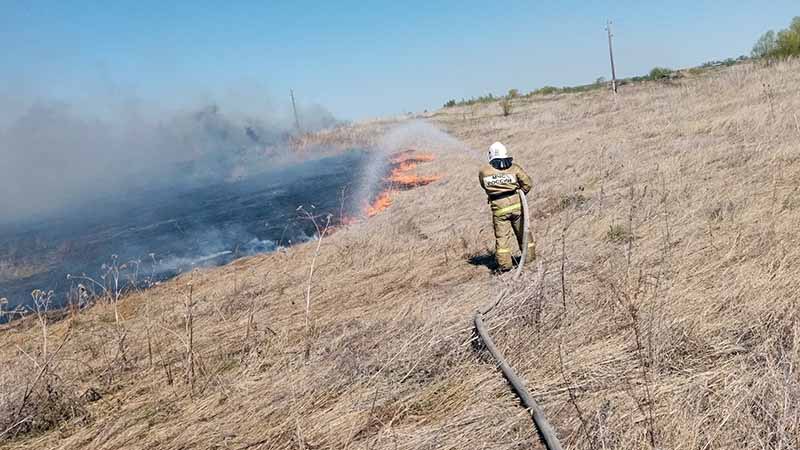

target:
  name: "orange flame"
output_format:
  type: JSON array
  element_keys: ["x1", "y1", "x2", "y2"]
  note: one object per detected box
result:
[
  {"x1": 366, "y1": 192, "x2": 393, "y2": 217},
  {"x1": 387, "y1": 153, "x2": 440, "y2": 189},
  {"x1": 392, "y1": 161, "x2": 417, "y2": 173},
  {"x1": 388, "y1": 174, "x2": 441, "y2": 189},
  {"x1": 329, "y1": 150, "x2": 439, "y2": 226},
  {"x1": 389, "y1": 149, "x2": 415, "y2": 162},
  {"x1": 390, "y1": 151, "x2": 436, "y2": 164},
  {"x1": 362, "y1": 150, "x2": 442, "y2": 217}
]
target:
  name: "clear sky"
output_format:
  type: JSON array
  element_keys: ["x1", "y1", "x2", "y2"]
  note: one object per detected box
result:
[{"x1": 1, "y1": 1, "x2": 797, "y2": 120}]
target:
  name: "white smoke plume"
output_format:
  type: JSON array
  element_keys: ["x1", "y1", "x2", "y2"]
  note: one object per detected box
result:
[
  {"x1": 0, "y1": 96, "x2": 338, "y2": 223},
  {"x1": 353, "y1": 120, "x2": 469, "y2": 211}
]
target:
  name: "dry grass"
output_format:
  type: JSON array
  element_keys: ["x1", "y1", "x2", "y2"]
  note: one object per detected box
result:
[
  {"x1": 2, "y1": 59, "x2": 800, "y2": 449},
  {"x1": 0, "y1": 260, "x2": 46, "y2": 283}
]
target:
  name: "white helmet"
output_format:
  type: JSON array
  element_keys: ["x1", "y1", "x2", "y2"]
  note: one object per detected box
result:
[{"x1": 488, "y1": 142, "x2": 510, "y2": 162}]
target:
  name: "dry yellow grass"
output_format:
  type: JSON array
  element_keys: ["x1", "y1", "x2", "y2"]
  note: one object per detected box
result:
[{"x1": 2, "y1": 59, "x2": 800, "y2": 449}]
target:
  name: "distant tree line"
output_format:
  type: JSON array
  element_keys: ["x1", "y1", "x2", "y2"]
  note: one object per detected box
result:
[
  {"x1": 441, "y1": 68, "x2": 683, "y2": 108},
  {"x1": 442, "y1": 17, "x2": 800, "y2": 109},
  {"x1": 752, "y1": 17, "x2": 800, "y2": 59}
]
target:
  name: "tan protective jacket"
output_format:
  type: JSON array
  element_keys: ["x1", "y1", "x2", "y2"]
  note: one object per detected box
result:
[{"x1": 478, "y1": 163, "x2": 533, "y2": 214}]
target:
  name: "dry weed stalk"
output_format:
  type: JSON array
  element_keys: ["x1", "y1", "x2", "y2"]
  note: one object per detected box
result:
[
  {"x1": 102, "y1": 255, "x2": 124, "y2": 324},
  {"x1": 145, "y1": 255, "x2": 157, "y2": 369},
  {"x1": 599, "y1": 184, "x2": 660, "y2": 448},
  {"x1": 65, "y1": 254, "x2": 134, "y2": 326},
  {"x1": 0, "y1": 298, "x2": 6, "y2": 323},
  {"x1": 298, "y1": 207, "x2": 332, "y2": 360},
  {"x1": 185, "y1": 282, "x2": 195, "y2": 397},
  {"x1": 2, "y1": 319, "x2": 74, "y2": 440},
  {"x1": 557, "y1": 337, "x2": 589, "y2": 445},
  {"x1": 558, "y1": 219, "x2": 570, "y2": 314},
  {"x1": 29, "y1": 290, "x2": 53, "y2": 361}
]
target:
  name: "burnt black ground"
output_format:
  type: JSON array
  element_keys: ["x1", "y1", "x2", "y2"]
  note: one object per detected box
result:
[{"x1": 0, "y1": 150, "x2": 370, "y2": 312}]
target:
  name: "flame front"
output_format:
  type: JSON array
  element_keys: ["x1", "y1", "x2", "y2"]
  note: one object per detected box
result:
[
  {"x1": 364, "y1": 151, "x2": 441, "y2": 217},
  {"x1": 390, "y1": 150, "x2": 435, "y2": 164},
  {"x1": 388, "y1": 162, "x2": 440, "y2": 188},
  {"x1": 366, "y1": 192, "x2": 393, "y2": 217}
]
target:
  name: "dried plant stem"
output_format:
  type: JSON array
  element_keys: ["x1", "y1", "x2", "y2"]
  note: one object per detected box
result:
[
  {"x1": 146, "y1": 293, "x2": 154, "y2": 369},
  {"x1": 185, "y1": 284, "x2": 195, "y2": 398},
  {"x1": 10, "y1": 321, "x2": 73, "y2": 435},
  {"x1": 557, "y1": 337, "x2": 590, "y2": 444},
  {"x1": 302, "y1": 212, "x2": 331, "y2": 359}
]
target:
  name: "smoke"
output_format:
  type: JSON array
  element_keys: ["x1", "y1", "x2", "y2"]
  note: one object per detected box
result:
[
  {"x1": 0, "y1": 96, "x2": 338, "y2": 223},
  {"x1": 0, "y1": 86, "x2": 353, "y2": 313},
  {"x1": 353, "y1": 121, "x2": 469, "y2": 209},
  {"x1": 153, "y1": 234, "x2": 281, "y2": 275},
  {"x1": 379, "y1": 120, "x2": 467, "y2": 155}
]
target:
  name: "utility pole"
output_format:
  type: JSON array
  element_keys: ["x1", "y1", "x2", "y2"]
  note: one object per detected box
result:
[
  {"x1": 606, "y1": 20, "x2": 618, "y2": 94},
  {"x1": 290, "y1": 89, "x2": 301, "y2": 132}
]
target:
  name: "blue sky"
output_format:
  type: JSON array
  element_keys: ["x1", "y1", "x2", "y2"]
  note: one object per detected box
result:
[{"x1": 1, "y1": 1, "x2": 797, "y2": 120}]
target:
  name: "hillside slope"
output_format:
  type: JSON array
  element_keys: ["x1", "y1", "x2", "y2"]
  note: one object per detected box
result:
[{"x1": 3, "y1": 60, "x2": 800, "y2": 449}]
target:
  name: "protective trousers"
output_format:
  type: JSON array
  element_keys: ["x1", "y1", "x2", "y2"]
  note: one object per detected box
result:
[{"x1": 493, "y1": 206, "x2": 535, "y2": 271}]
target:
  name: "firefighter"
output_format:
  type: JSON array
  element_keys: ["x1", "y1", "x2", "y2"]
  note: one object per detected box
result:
[{"x1": 478, "y1": 142, "x2": 535, "y2": 272}]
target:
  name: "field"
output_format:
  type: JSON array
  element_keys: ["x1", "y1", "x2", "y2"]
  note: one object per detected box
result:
[{"x1": 2, "y1": 59, "x2": 800, "y2": 449}]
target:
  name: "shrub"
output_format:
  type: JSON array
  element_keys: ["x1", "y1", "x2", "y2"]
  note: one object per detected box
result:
[
  {"x1": 500, "y1": 98, "x2": 513, "y2": 117},
  {"x1": 752, "y1": 17, "x2": 800, "y2": 60},
  {"x1": 562, "y1": 83, "x2": 602, "y2": 94},
  {"x1": 706, "y1": 200, "x2": 736, "y2": 223},
  {"x1": 773, "y1": 17, "x2": 800, "y2": 58},
  {"x1": 648, "y1": 67, "x2": 674, "y2": 81},
  {"x1": 0, "y1": 374, "x2": 87, "y2": 439},
  {"x1": 532, "y1": 86, "x2": 559, "y2": 96},
  {"x1": 559, "y1": 192, "x2": 587, "y2": 210},
  {"x1": 507, "y1": 89, "x2": 519, "y2": 98},
  {"x1": 441, "y1": 93, "x2": 500, "y2": 108},
  {"x1": 606, "y1": 224, "x2": 634, "y2": 243},
  {"x1": 753, "y1": 30, "x2": 778, "y2": 58}
]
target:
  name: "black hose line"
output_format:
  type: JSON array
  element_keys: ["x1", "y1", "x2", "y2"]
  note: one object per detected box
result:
[{"x1": 473, "y1": 190, "x2": 564, "y2": 450}]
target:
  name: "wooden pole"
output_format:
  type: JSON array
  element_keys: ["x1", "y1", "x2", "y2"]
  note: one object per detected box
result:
[
  {"x1": 290, "y1": 89, "x2": 301, "y2": 132},
  {"x1": 606, "y1": 21, "x2": 618, "y2": 94}
]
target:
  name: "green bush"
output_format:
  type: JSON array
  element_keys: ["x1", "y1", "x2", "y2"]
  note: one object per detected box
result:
[
  {"x1": 500, "y1": 98, "x2": 513, "y2": 116},
  {"x1": 648, "y1": 67, "x2": 674, "y2": 80},
  {"x1": 774, "y1": 17, "x2": 800, "y2": 58},
  {"x1": 442, "y1": 93, "x2": 499, "y2": 108},
  {"x1": 532, "y1": 86, "x2": 559, "y2": 95},
  {"x1": 508, "y1": 88, "x2": 520, "y2": 98},
  {"x1": 561, "y1": 83, "x2": 601, "y2": 94},
  {"x1": 559, "y1": 192, "x2": 587, "y2": 210},
  {"x1": 753, "y1": 30, "x2": 778, "y2": 58},
  {"x1": 606, "y1": 224, "x2": 634, "y2": 244},
  {"x1": 752, "y1": 17, "x2": 800, "y2": 60}
]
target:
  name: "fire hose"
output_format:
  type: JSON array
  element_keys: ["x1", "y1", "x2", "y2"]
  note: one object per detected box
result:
[
  {"x1": 515, "y1": 189, "x2": 531, "y2": 279},
  {"x1": 473, "y1": 190, "x2": 563, "y2": 450}
]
